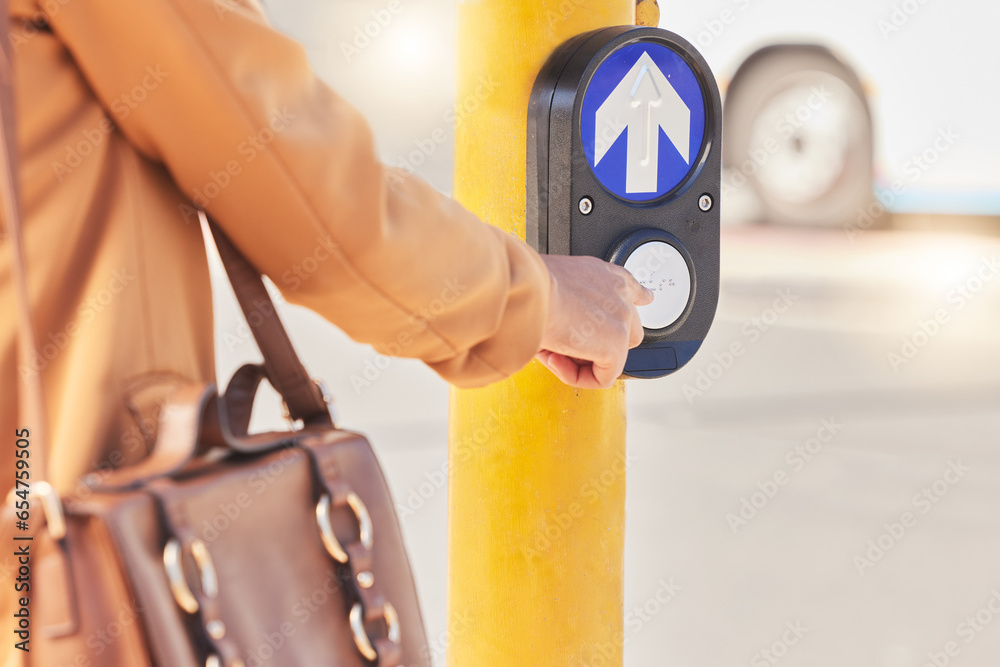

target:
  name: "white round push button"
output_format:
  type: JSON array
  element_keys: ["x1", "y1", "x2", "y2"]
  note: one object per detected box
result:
[{"x1": 623, "y1": 241, "x2": 691, "y2": 330}]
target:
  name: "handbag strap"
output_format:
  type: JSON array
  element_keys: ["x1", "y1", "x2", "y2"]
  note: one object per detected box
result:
[
  {"x1": 0, "y1": 4, "x2": 82, "y2": 645},
  {"x1": 0, "y1": 2, "x2": 52, "y2": 489},
  {"x1": 0, "y1": 11, "x2": 331, "y2": 501},
  {"x1": 205, "y1": 217, "x2": 331, "y2": 427}
]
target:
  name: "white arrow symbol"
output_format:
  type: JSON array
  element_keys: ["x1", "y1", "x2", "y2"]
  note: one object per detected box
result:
[{"x1": 594, "y1": 51, "x2": 691, "y2": 194}]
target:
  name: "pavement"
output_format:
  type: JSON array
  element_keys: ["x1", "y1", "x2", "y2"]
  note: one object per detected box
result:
[{"x1": 212, "y1": 223, "x2": 1000, "y2": 666}]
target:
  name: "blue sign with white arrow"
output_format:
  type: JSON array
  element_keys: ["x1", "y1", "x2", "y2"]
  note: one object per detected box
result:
[
  {"x1": 580, "y1": 41, "x2": 706, "y2": 202},
  {"x1": 526, "y1": 26, "x2": 721, "y2": 378}
]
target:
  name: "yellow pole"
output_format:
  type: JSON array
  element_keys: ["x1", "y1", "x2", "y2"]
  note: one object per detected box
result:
[{"x1": 448, "y1": 2, "x2": 635, "y2": 665}]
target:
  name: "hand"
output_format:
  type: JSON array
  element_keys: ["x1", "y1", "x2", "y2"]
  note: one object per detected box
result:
[{"x1": 535, "y1": 254, "x2": 654, "y2": 389}]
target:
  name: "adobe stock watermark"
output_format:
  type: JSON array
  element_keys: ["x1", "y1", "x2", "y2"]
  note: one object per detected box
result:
[
  {"x1": 726, "y1": 418, "x2": 843, "y2": 533},
  {"x1": 219, "y1": 231, "x2": 332, "y2": 354},
  {"x1": 178, "y1": 106, "x2": 297, "y2": 220},
  {"x1": 542, "y1": 0, "x2": 581, "y2": 21},
  {"x1": 723, "y1": 86, "x2": 833, "y2": 197},
  {"x1": 423, "y1": 610, "x2": 472, "y2": 666},
  {"x1": 692, "y1": 0, "x2": 756, "y2": 51},
  {"x1": 213, "y1": 0, "x2": 269, "y2": 20},
  {"x1": 73, "y1": 399, "x2": 183, "y2": 499},
  {"x1": 279, "y1": 235, "x2": 338, "y2": 292},
  {"x1": 853, "y1": 459, "x2": 970, "y2": 575},
  {"x1": 563, "y1": 226, "x2": 660, "y2": 351},
  {"x1": 887, "y1": 255, "x2": 999, "y2": 372},
  {"x1": 522, "y1": 450, "x2": 638, "y2": 561},
  {"x1": 220, "y1": 288, "x2": 287, "y2": 353},
  {"x1": 9, "y1": 0, "x2": 71, "y2": 52},
  {"x1": 17, "y1": 268, "x2": 136, "y2": 379},
  {"x1": 197, "y1": 445, "x2": 302, "y2": 543},
  {"x1": 581, "y1": 578, "x2": 682, "y2": 667},
  {"x1": 81, "y1": 600, "x2": 145, "y2": 662},
  {"x1": 212, "y1": 0, "x2": 284, "y2": 22},
  {"x1": 394, "y1": 408, "x2": 501, "y2": 521},
  {"x1": 593, "y1": 114, "x2": 628, "y2": 160},
  {"x1": 750, "y1": 621, "x2": 809, "y2": 667},
  {"x1": 51, "y1": 66, "x2": 169, "y2": 182},
  {"x1": 877, "y1": 0, "x2": 934, "y2": 39},
  {"x1": 350, "y1": 277, "x2": 469, "y2": 394},
  {"x1": 846, "y1": 126, "x2": 959, "y2": 242},
  {"x1": 240, "y1": 566, "x2": 345, "y2": 667},
  {"x1": 337, "y1": 0, "x2": 404, "y2": 63},
  {"x1": 395, "y1": 460, "x2": 447, "y2": 522},
  {"x1": 682, "y1": 289, "x2": 798, "y2": 403},
  {"x1": 526, "y1": 112, "x2": 627, "y2": 216},
  {"x1": 387, "y1": 75, "x2": 499, "y2": 184},
  {"x1": 919, "y1": 588, "x2": 1000, "y2": 667},
  {"x1": 41, "y1": 599, "x2": 146, "y2": 665}
]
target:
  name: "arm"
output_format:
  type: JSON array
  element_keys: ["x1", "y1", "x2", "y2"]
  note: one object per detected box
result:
[{"x1": 42, "y1": 0, "x2": 548, "y2": 386}]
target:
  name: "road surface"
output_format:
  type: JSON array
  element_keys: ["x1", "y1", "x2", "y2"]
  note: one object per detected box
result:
[{"x1": 212, "y1": 223, "x2": 1000, "y2": 666}]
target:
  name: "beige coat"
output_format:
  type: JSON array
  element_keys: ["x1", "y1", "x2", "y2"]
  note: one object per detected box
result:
[{"x1": 1, "y1": 0, "x2": 549, "y2": 499}]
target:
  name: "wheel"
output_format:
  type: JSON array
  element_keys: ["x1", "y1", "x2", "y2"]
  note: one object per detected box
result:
[{"x1": 723, "y1": 44, "x2": 876, "y2": 227}]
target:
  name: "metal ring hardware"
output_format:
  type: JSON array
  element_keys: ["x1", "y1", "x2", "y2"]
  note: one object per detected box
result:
[
  {"x1": 315, "y1": 492, "x2": 373, "y2": 564},
  {"x1": 281, "y1": 378, "x2": 335, "y2": 429},
  {"x1": 349, "y1": 602, "x2": 401, "y2": 662},
  {"x1": 164, "y1": 539, "x2": 199, "y2": 614},
  {"x1": 384, "y1": 602, "x2": 401, "y2": 644},
  {"x1": 347, "y1": 492, "x2": 373, "y2": 550},
  {"x1": 163, "y1": 538, "x2": 220, "y2": 614},
  {"x1": 316, "y1": 494, "x2": 348, "y2": 563},
  {"x1": 190, "y1": 539, "x2": 220, "y2": 599}
]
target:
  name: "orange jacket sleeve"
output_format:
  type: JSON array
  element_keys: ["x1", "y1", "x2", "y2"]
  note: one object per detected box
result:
[{"x1": 41, "y1": 0, "x2": 550, "y2": 387}]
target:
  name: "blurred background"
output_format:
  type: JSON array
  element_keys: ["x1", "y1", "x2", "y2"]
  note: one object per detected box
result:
[{"x1": 215, "y1": 1, "x2": 1000, "y2": 665}]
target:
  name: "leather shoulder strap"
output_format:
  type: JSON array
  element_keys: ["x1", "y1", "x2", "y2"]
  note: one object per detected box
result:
[
  {"x1": 0, "y1": 3, "x2": 51, "y2": 485},
  {"x1": 204, "y1": 214, "x2": 331, "y2": 426},
  {"x1": 1, "y1": 9, "x2": 329, "y2": 489}
]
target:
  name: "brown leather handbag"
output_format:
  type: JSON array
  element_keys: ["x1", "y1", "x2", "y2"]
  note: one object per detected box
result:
[{"x1": 0, "y1": 6, "x2": 429, "y2": 666}]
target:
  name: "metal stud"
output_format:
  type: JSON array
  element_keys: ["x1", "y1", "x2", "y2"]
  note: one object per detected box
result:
[{"x1": 206, "y1": 619, "x2": 226, "y2": 640}]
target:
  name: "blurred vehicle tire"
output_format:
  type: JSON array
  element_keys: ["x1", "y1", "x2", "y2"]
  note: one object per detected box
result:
[{"x1": 723, "y1": 44, "x2": 876, "y2": 227}]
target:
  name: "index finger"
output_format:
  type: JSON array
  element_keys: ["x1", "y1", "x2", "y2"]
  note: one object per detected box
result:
[{"x1": 620, "y1": 266, "x2": 654, "y2": 306}]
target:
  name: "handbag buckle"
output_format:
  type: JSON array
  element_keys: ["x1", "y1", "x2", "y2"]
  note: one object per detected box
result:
[
  {"x1": 281, "y1": 378, "x2": 337, "y2": 429},
  {"x1": 5, "y1": 481, "x2": 67, "y2": 541}
]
